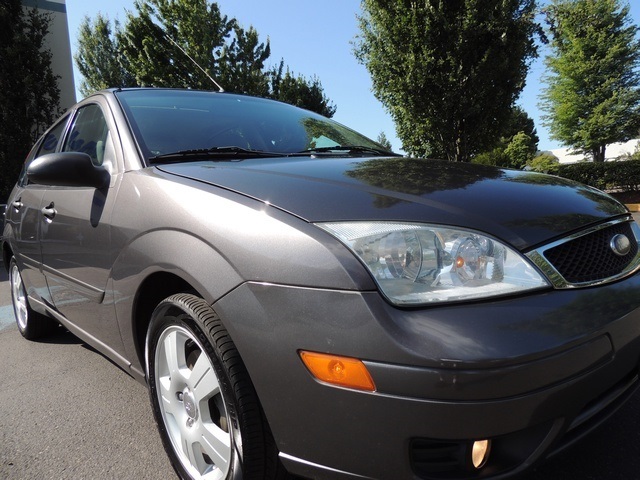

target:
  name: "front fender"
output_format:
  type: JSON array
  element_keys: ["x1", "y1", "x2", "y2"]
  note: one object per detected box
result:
[{"x1": 110, "y1": 229, "x2": 244, "y2": 375}]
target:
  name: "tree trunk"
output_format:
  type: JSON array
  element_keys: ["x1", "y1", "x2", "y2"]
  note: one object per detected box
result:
[{"x1": 592, "y1": 145, "x2": 606, "y2": 162}]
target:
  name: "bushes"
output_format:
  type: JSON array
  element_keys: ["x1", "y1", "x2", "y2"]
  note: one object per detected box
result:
[
  {"x1": 556, "y1": 160, "x2": 640, "y2": 191},
  {"x1": 529, "y1": 153, "x2": 560, "y2": 174}
]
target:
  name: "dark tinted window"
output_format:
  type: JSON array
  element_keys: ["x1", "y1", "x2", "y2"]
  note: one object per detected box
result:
[{"x1": 63, "y1": 104, "x2": 110, "y2": 166}]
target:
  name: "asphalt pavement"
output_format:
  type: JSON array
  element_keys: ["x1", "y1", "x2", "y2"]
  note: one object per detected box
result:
[
  {"x1": 0, "y1": 267, "x2": 175, "y2": 479},
  {"x1": 2, "y1": 216, "x2": 640, "y2": 479}
]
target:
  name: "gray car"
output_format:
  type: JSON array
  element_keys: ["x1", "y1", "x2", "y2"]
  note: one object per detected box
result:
[{"x1": 4, "y1": 88, "x2": 640, "y2": 480}]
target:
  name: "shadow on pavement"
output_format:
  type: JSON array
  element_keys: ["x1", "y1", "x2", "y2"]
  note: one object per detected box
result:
[{"x1": 32, "y1": 326, "x2": 83, "y2": 345}]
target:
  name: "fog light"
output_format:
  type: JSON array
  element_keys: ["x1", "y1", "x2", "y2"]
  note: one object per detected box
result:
[{"x1": 471, "y1": 439, "x2": 491, "y2": 469}]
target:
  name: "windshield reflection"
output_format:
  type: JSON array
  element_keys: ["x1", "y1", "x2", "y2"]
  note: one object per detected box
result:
[{"x1": 115, "y1": 89, "x2": 388, "y2": 160}]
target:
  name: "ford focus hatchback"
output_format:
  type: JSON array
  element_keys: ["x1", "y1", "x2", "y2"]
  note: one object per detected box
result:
[{"x1": 4, "y1": 88, "x2": 640, "y2": 480}]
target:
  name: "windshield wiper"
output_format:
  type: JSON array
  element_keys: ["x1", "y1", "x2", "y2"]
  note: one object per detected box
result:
[
  {"x1": 294, "y1": 145, "x2": 401, "y2": 157},
  {"x1": 149, "y1": 146, "x2": 284, "y2": 164}
]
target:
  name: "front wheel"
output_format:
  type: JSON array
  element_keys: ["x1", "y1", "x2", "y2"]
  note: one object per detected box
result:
[
  {"x1": 9, "y1": 256, "x2": 57, "y2": 339},
  {"x1": 146, "y1": 293, "x2": 283, "y2": 480}
]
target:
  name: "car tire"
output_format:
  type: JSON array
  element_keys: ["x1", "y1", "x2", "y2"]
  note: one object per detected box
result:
[
  {"x1": 147, "y1": 293, "x2": 285, "y2": 480},
  {"x1": 9, "y1": 256, "x2": 58, "y2": 339}
]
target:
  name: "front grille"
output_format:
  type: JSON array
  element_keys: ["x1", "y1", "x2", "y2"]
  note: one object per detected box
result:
[{"x1": 543, "y1": 222, "x2": 638, "y2": 284}]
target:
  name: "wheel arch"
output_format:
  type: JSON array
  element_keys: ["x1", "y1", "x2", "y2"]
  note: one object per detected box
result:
[
  {"x1": 130, "y1": 271, "x2": 193, "y2": 372},
  {"x1": 110, "y1": 229, "x2": 246, "y2": 376},
  {"x1": 2, "y1": 242, "x2": 12, "y2": 273},
  {"x1": 2, "y1": 224, "x2": 14, "y2": 272}
]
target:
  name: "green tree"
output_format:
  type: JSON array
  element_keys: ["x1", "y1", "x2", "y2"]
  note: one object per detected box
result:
[
  {"x1": 376, "y1": 132, "x2": 392, "y2": 151},
  {"x1": 541, "y1": 0, "x2": 640, "y2": 162},
  {"x1": 472, "y1": 106, "x2": 539, "y2": 167},
  {"x1": 504, "y1": 131, "x2": 535, "y2": 168},
  {"x1": 0, "y1": 0, "x2": 60, "y2": 201},
  {"x1": 472, "y1": 147, "x2": 509, "y2": 167},
  {"x1": 503, "y1": 106, "x2": 539, "y2": 154},
  {"x1": 75, "y1": 0, "x2": 335, "y2": 116},
  {"x1": 75, "y1": 14, "x2": 136, "y2": 97},
  {"x1": 528, "y1": 152, "x2": 560, "y2": 173},
  {"x1": 355, "y1": 0, "x2": 540, "y2": 162},
  {"x1": 118, "y1": 0, "x2": 257, "y2": 91},
  {"x1": 472, "y1": 131, "x2": 535, "y2": 169},
  {"x1": 269, "y1": 60, "x2": 336, "y2": 117}
]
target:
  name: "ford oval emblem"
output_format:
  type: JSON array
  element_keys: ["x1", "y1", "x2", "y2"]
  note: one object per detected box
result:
[{"x1": 610, "y1": 234, "x2": 632, "y2": 256}]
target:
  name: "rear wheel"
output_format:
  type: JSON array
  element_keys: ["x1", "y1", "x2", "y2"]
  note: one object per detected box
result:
[
  {"x1": 9, "y1": 256, "x2": 57, "y2": 339},
  {"x1": 146, "y1": 293, "x2": 283, "y2": 480}
]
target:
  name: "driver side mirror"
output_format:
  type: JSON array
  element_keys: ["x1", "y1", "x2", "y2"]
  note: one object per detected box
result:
[{"x1": 27, "y1": 152, "x2": 110, "y2": 189}]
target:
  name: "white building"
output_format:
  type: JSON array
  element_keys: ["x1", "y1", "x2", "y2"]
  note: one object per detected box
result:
[
  {"x1": 21, "y1": 0, "x2": 76, "y2": 111},
  {"x1": 549, "y1": 139, "x2": 640, "y2": 164}
]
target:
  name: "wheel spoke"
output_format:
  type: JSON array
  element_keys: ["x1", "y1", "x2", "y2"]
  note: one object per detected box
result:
[
  {"x1": 181, "y1": 434, "x2": 207, "y2": 475},
  {"x1": 180, "y1": 429, "x2": 228, "y2": 478},
  {"x1": 162, "y1": 329, "x2": 185, "y2": 379},
  {"x1": 156, "y1": 328, "x2": 191, "y2": 418},
  {"x1": 190, "y1": 353, "x2": 220, "y2": 400},
  {"x1": 158, "y1": 375, "x2": 180, "y2": 417},
  {"x1": 198, "y1": 422, "x2": 231, "y2": 473}
]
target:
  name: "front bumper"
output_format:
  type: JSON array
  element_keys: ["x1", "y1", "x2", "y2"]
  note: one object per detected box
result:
[{"x1": 213, "y1": 273, "x2": 640, "y2": 479}]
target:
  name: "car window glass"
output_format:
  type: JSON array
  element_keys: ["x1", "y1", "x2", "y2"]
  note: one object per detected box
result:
[
  {"x1": 115, "y1": 90, "x2": 384, "y2": 159},
  {"x1": 18, "y1": 116, "x2": 69, "y2": 186},
  {"x1": 35, "y1": 115, "x2": 69, "y2": 158},
  {"x1": 63, "y1": 104, "x2": 110, "y2": 166}
]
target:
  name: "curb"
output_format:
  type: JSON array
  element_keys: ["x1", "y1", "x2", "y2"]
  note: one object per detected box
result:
[{"x1": 626, "y1": 204, "x2": 640, "y2": 212}]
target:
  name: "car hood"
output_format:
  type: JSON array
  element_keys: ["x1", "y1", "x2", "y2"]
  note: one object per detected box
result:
[{"x1": 156, "y1": 156, "x2": 627, "y2": 251}]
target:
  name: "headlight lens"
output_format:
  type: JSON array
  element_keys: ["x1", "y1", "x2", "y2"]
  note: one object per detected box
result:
[{"x1": 318, "y1": 222, "x2": 549, "y2": 305}]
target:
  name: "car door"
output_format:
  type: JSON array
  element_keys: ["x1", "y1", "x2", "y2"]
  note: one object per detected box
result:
[
  {"x1": 7, "y1": 116, "x2": 70, "y2": 307},
  {"x1": 38, "y1": 100, "x2": 124, "y2": 345}
]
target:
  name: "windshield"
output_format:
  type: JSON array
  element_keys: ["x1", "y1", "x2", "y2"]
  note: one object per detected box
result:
[{"x1": 114, "y1": 89, "x2": 390, "y2": 163}]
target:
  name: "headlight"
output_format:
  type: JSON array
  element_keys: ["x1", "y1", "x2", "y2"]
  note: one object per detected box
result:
[{"x1": 317, "y1": 222, "x2": 549, "y2": 305}]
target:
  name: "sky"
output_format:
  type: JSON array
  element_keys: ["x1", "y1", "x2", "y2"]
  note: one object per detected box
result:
[{"x1": 64, "y1": 0, "x2": 640, "y2": 153}]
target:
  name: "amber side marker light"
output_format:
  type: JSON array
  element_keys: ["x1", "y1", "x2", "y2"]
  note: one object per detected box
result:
[{"x1": 299, "y1": 351, "x2": 376, "y2": 392}]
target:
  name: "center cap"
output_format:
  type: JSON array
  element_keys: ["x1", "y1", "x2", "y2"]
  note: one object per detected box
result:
[{"x1": 182, "y1": 388, "x2": 199, "y2": 421}]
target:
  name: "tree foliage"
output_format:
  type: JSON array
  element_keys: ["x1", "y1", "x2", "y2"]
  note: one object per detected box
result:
[
  {"x1": 268, "y1": 60, "x2": 336, "y2": 117},
  {"x1": 0, "y1": 0, "x2": 60, "y2": 201},
  {"x1": 504, "y1": 132, "x2": 535, "y2": 168},
  {"x1": 376, "y1": 132, "x2": 392, "y2": 151},
  {"x1": 355, "y1": 0, "x2": 540, "y2": 161},
  {"x1": 472, "y1": 106, "x2": 539, "y2": 168},
  {"x1": 503, "y1": 106, "x2": 539, "y2": 153},
  {"x1": 529, "y1": 152, "x2": 560, "y2": 173},
  {"x1": 120, "y1": 0, "x2": 264, "y2": 92},
  {"x1": 75, "y1": 0, "x2": 335, "y2": 116},
  {"x1": 541, "y1": 0, "x2": 640, "y2": 162},
  {"x1": 75, "y1": 14, "x2": 135, "y2": 97}
]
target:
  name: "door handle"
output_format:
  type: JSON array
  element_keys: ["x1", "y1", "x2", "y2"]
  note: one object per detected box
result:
[
  {"x1": 12, "y1": 198, "x2": 23, "y2": 211},
  {"x1": 41, "y1": 202, "x2": 56, "y2": 221}
]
